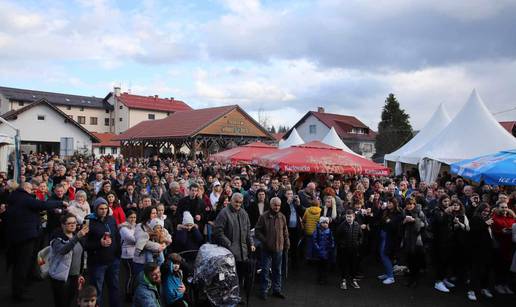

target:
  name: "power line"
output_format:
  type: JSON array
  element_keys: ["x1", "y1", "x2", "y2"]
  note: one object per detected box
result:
[{"x1": 493, "y1": 106, "x2": 516, "y2": 115}]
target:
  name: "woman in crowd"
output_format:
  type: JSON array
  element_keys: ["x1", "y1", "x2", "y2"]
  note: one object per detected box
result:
[
  {"x1": 377, "y1": 197, "x2": 403, "y2": 285},
  {"x1": 491, "y1": 201, "x2": 515, "y2": 294},
  {"x1": 49, "y1": 214, "x2": 88, "y2": 307},
  {"x1": 67, "y1": 190, "x2": 90, "y2": 225},
  {"x1": 402, "y1": 198, "x2": 426, "y2": 287},
  {"x1": 448, "y1": 199, "x2": 470, "y2": 285},
  {"x1": 431, "y1": 194, "x2": 455, "y2": 292},
  {"x1": 248, "y1": 189, "x2": 269, "y2": 229},
  {"x1": 119, "y1": 210, "x2": 137, "y2": 302},
  {"x1": 106, "y1": 192, "x2": 126, "y2": 226}
]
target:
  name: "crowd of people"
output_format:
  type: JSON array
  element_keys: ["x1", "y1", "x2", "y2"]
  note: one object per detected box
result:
[{"x1": 0, "y1": 152, "x2": 515, "y2": 306}]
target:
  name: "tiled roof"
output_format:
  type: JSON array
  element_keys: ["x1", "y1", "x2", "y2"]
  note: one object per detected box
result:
[
  {"x1": 117, "y1": 93, "x2": 192, "y2": 112},
  {"x1": 0, "y1": 99, "x2": 99, "y2": 142},
  {"x1": 272, "y1": 132, "x2": 285, "y2": 141},
  {"x1": 499, "y1": 121, "x2": 516, "y2": 135},
  {"x1": 0, "y1": 86, "x2": 109, "y2": 110},
  {"x1": 288, "y1": 111, "x2": 376, "y2": 141},
  {"x1": 115, "y1": 105, "x2": 238, "y2": 140},
  {"x1": 91, "y1": 133, "x2": 120, "y2": 147}
]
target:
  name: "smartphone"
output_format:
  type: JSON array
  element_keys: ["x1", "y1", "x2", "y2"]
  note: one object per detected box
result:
[{"x1": 103, "y1": 232, "x2": 111, "y2": 240}]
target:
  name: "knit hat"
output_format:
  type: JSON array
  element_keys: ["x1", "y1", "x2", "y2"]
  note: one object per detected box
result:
[
  {"x1": 319, "y1": 216, "x2": 330, "y2": 224},
  {"x1": 93, "y1": 197, "x2": 108, "y2": 211},
  {"x1": 182, "y1": 211, "x2": 194, "y2": 225},
  {"x1": 148, "y1": 218, "x2": 164, "y2": 230}
]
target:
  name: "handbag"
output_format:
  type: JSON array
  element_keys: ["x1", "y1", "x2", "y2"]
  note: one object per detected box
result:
[{"x1": 35, "y1": 246, "x2": 51, "y2": 279}]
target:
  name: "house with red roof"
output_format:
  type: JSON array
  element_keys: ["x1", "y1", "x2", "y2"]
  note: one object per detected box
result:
[
  {"x1": 91, "y1": 132, "x2": 121, "y2": 157},
  {"x1": 284, "y1": 107, "x2": 377, "y2": 158},
  {"x1": 104, "y1": 87, "x2": 193, "y2": 134}
]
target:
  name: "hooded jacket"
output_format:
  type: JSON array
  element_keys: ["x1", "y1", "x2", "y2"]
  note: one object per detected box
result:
[
  {"x1": 133, "y1": 272, "x2": 161, "y2": 307},
  {"x1": 49, "y1": 230, "x2": 84, "y2": 282},
  {"x1": 84, "y1": 212, "x2": 121, "y2": 266},
  {"x1": 303, "y1": 206, "x2": 322, "y2": 235}
]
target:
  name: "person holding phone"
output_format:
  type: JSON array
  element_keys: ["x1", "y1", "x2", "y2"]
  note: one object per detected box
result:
[{"x1": 84, "y1": 197, "x2": 122, "y2": 307}]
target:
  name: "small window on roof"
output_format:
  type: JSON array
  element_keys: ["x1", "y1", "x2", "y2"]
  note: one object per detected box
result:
[
  {"x1": 309, "y1": 124, "x2": 316, "y2": 134},
  {"x1": 67, "y1": 106, "x2": 71, "y2": 110},
  {"x1": 37, "y1": 115, "x2": 45, "y2": 121},
  {"x1": 80, "y1": 107, "x2": 84, "y2": 111},
  {"x1": 119, "y1": 105, "x2": 123, "y2": 109},
  {"x1": 18, "y1": 101, "x2": 24, "y2": 107},
  {"x1": 148, "y1": 114, "x2": 155, "y2": 120}
]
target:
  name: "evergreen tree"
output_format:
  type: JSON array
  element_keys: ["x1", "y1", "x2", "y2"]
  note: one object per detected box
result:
[
  {"x1": 269, "y1": 125, "x2": 277, "y2": 133},
  {"x1": 375, "y1": 93, "x2": 413, "y2": 155}
]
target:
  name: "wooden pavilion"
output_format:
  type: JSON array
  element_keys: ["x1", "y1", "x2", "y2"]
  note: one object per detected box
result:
[{"x1": 114, "y1": 105, "x2": 275, "y2": 157}]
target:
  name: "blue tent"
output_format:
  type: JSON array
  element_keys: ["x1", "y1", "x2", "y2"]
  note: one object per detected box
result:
[{"x1": 450, "y1": 149, "x2": 516, "y2": 186}]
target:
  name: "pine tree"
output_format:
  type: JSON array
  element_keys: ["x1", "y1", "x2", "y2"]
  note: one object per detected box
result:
[
  {"x1": 375, "y1": 93, "x2": 413, "y2": 155},
  {"x1": 269, "y1": 125, "x2": 277, "y2": 133}
]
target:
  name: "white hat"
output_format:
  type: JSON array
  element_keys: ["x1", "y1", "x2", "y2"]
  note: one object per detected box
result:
[
  {"x1": 212, "y1": 181, "x2": 221, "y2": 187},
  {"x1": 148, "y1": 218, "x2": 164, "y2": 230},
  {"x1": 182, "y1": 211, "x2": 194, "y2": 225},
  {"x1": 319, "y1": 216, "x2": 330, "y2": 224}
]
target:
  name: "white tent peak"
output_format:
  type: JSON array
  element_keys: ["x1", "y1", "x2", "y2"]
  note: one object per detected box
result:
[
  {"x1": 385, "y1": 103, "x2": 451, "y2": 164},
  {"x1": 279, "y1": 128, "x2": 304, "y2": 149},
  {"x1": 321, "y1": 127, "x2": 360, "y2": 156},
  {"x1": 410, "y1": 88, "x2": 516, "y2": 165}
]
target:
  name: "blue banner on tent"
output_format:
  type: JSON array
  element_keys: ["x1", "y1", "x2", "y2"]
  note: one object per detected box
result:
[{"x1": 450, "y1": 149, "x2": 516, "y2": 186}]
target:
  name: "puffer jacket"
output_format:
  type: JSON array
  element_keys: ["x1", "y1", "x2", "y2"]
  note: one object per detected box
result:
[
  {"x1": 313, "y1": 224, "x2": 334, "y2": 260},
  {"x1": 133, "y1": 223, "x2": 171, "y2": 264},
  {"x1": 213, "y1": 205, "x2": 254, "y2": 262},
  {"x1": 303, "y1": 206, "x2": 322, "y2": 235},
  {"x1": 48, "y1": 230, "x2": 84, "y2": 282},
  {"x1": 133, "y1": 272, "x2": 161, "y2": 307},
  {"x1": 163, "y1": 262, "x2": 185, "y2": 305},
  {"x1": 336, "y1": 220, "x2": 362, "y2": 250},
  {"x1": 119, "y1": 222, "x2": 136, "y2": 259}
]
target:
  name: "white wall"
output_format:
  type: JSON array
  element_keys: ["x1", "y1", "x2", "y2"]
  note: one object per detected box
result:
[
  {"x1": 113, "y1": 95, "x2": 129, "y2": 134},
  {"x1": 296, "y1": 115, "x2": 330, "y2": 142},
  {"x1": 0, "y1": 104, "x2": 93, "y2": 153},
  {"x1": 93, "y1": 146, "x2": 120, "y2": 157},
  {"x1": 55, "y1": 105, "x2": 112, "y2": 133},
  {"x1": 128, "y1": 109, "x2": 169, "y2": 129}
]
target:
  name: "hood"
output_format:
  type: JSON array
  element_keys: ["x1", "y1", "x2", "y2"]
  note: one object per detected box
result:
[
  {"x1": 119, "y1": 221, "x2": 135, "y2": 230},
  {"x1": 308, "y1": 206, "x2": 322, "y2": 215}
]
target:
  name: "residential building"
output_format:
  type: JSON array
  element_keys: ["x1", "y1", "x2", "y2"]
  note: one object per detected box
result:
[
  {"x1": 499, "y1": 121, "x2": 516, "y2": 137},
  {"x1": 91, "y1": 132, "x2": 121, "y2": 157},
  {"x1": 285, "y1": 107, "x2": 377, "y2": 158}
]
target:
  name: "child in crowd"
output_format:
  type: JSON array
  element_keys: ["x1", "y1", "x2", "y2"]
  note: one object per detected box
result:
[
  {"x1": 313, "y1": 216, "x2": 335, "y2": 284},
  {"x1": 336, "y1": 210, "x2": 363, "y2": 290},
  {"x1": 163, "y1": 253, "x2": 188, "y2": 307},
  {"x1": 77, "y1": 285, "x2": 97, "y2": 307},
  {"x1": 303, "y1": 200, "x2": 322, "y2": 260},
  {"x1": 145, "y1": 218, "x2": 166, "y2": 266}
]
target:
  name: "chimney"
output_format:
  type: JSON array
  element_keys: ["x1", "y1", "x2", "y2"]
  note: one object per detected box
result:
[
  {"x1": 154, "y1": 95, "x2": 159, "y2": 99},
  {"x1": 317, "y1": 106, "x2": 325, "y2": 113},
  {"x1": 114, "y1": 86, "x2": 121, "y2": 97}
]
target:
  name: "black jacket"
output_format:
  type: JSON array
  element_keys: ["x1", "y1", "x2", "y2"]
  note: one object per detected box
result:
[
  {"x1": 177, "y1": 196, "x2": 203, "y2": 224},
  {"x1": 6, "y1": 188, "x2": 63, "y2": 243},
  {"x1": 280, "y1": 200, "x2": 304, "y2": 231},
  {"x1": 336, "y1": 221, "x2": 362, "y2": 250},
  {"x1": 84, "y1": 213, "x2": 121, "y2": 266}
]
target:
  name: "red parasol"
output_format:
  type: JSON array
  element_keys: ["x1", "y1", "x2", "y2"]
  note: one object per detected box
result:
[
  {"x1": 256, "y1": 141, "x2": 390, "y2": 175},
  {"x1": 210, "y1": 141, "x2": 278, "y2": 164}
]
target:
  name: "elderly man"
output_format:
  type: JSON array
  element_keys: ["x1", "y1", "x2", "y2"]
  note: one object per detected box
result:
[
  {"x1": 6, "y1": 181, "x2": 67, "y2": 302},
  {"x1": 255, "y1": 197, "x2": 289, "y2": 300},
  {"x1": 213, "y1": 193, "x2": 255, "y2": 303},
  {"x1": 161, "y1": 181, "x2": 182, "y2": 215},
  {"x1": 298, "y1": 182, "x2": 317, "y2": 208}
]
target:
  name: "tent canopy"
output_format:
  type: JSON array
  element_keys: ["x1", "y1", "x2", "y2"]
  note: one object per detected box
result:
[
  {"x1": 409, "y1": 89, "x2": 516, "y2": 165},
  {"x1": 450, "y1": 149, "x2": 516, "y2": 186},
  {"x1": 210, "y1": 141, "x2": 277, "y2": 164},
  {"x1": 279, "y1": 128, "x2": 304, "y2": 149},
  {"x1": 384, "y1": 103, "x2": 451, "y2": 164},
  {"x1": 257, "y1": 141, "x2": 390, "y2": 175},
  {"x1": 321, "y1": 127, "x2": 360, "y2": 156}
]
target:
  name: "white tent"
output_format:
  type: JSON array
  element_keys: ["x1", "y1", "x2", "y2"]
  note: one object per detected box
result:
[
  {"x1": 384, "y1": 103, "x2": 451, "y2": 174},
  {"x1": 279, "y1": 128, "x2": 304, "y2": 149},
  {"x1": 410, "y1": 89, "x2": 516, "y2": 183},
  {"x1": 321, "y1": 127, "x2": 361, "y2": 156}
]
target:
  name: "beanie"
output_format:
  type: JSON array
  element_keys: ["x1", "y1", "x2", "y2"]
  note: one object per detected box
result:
[
  {"x1": 148, "y1": 218, "x2": 164, "y2": 230},
  {"x1": 93, "y1": 197, "x2": 108, "y2": 211},
  {"x1": 319, "y1": 216, "x2": 330, "y2": 224},
  {"x1": 182, "y1": 211, "x2": 194, "y2": 225}
]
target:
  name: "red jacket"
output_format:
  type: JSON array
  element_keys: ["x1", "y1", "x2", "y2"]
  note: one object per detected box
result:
[
  {"x1": 110, "y1": 204, "x2": 126, "y2": 225},
  {"x1": 492, "y1": 211, "x2": 515, "y2": 262}
]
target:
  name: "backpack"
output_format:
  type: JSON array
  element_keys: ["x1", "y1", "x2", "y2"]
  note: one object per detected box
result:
[{"x1": 35, "y1": 246, "x2": 51, "y2": 279}]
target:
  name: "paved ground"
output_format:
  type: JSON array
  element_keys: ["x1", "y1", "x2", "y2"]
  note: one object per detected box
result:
[{"x1": 0, "y1": 253, "x2": 512, "y2": 307}]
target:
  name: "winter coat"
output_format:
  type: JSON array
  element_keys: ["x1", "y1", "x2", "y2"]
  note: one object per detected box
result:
[
  {"x1": 175, "y1": 227, "x2": 204, "y2": 253},
  {"x1": 177, "y1": 196, "x2": 203, "y2": 225},
  {"x1": 298, "y1": 189, "x2": 316, "y2": 208},
  {"x1": 133, "y1": 272, "x2": 161, "y2": 307},
  {"x1": 469, "y1": 216, "x2": 495, "y2": 262},
  {"x1": 49, "y1": 230, "x2": 84, "y2": 282},
  {"x1": 119, "y1": 222, "x2": 136, "y2": 259},
  {"x1": 255, "y1": 211, "x2": 290, "y2": 253},
  {"x1": 109, "y1": 204, "x2": 126, "y2": 225},
  {"x1": 431, "y1": 206, "x2": 453, "y2": 250},
  {"x1": 84, "y1": 213, "x2": 121, "y2": 266},
  {"x1": 402, "y1": 208, "x2": 426, "y2": 253},
  {"x1": 6, "y1": 188, "x2": 63, "y2": 243},
  {"x1": 511, "y1": 223, "x2": 516, "y2": 273},
  {"x1": 336, "y1": 220, "x2": 362, "y2": 251},
  {"x1": 120, "y1": 192, "x2": 140, "y2": 211},
  {"x1": 491, "y1": 211, "x2": 515, "y2": 263},
  {"x1": 379, "y1": 208, "x2": 404, "y2": 256},
  {"x1": 163, "y1": 263, "x2": 185, "y2": 305},
  {"x1": 303, "y1": 206, "x2": 322, "y2": 235},
  {"x1": 313, "y1": 224, "x2": 335, "y2": 260},
  {"x1": 213, "y1": 205, "x2": 254, "y2": 262},
  {"x1": 133, "y1": 223, "x2": 171, "y2": 264},
  {"x1": 66, "y1": 200, "x2": 90, "y2": 225}
]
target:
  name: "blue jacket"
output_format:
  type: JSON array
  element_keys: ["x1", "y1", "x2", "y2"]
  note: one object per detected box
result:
[
  {"x1": 84, "y1": 213, "x2": 121, "y2": 266},
  {"x1": 6, "y1": 188, "x2": 63, "y2": 243},
  {"x1": 133, "y1": 272, "x2": 161, "y2": 307},
  {"x1": 164, "y1": 262, "x2": 184, "y2": 305},
  {"x1": 312, "y1": 224, "x2": 335, "y2": 260}
]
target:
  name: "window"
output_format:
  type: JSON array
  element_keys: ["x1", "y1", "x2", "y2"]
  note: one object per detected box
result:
[
  {"x1": 80, "y1": 107, "x2": 84, "y2": 111},
  {"x1": 309, "y1": 124, "x2": 316, "y2": 134},
  {"x1": 90, "y1": 117, "x2": 98, "y2": 125},
  {"x1": 66, "y1": 106, "x2": 72, "y2": 110},
  {"x1": 119, "y1": 105, "x2": 123, "y2": 109},
  {"x1": 105, "y1": 109, "x2": 109, "y2": 114},
  {"x1": 111, "y1": 118, "x2": 115, "y2": 126},
  {"x1": 37, "y1": 115, "x2": 45, "y2": 120},
  {"x1": 18, "y1": 101, "x2": 24, "y2": 107},
  {"x1": 99, "y1": 147, "x2": 105, "y2": 154},
  {"x1": 78, "y1": 116, "x2": 86, "y2": 124},
  {"x1": 362, "y1": 143, "x2": 373, "y2": 153},
  {"x1": 104, "y1": 118, "x2": 110, "y2": 126},
  {"x1": 111, "y1": 147, "x2": 118, "y2": 154},
  {"x1": 351, "y1": 128, "x2": 367, "y2": 134},
  {"x1": 148, "y1": 114, "x2": 155, "y2": 120},
  {"x1": 119, "y1": 117, "x2": 123, "y2": 122}
]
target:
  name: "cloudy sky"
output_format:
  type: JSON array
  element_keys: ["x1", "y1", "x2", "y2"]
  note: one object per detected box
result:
[{"x1": 1, "y1": 0, "x2": 516, "y2": 130}]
